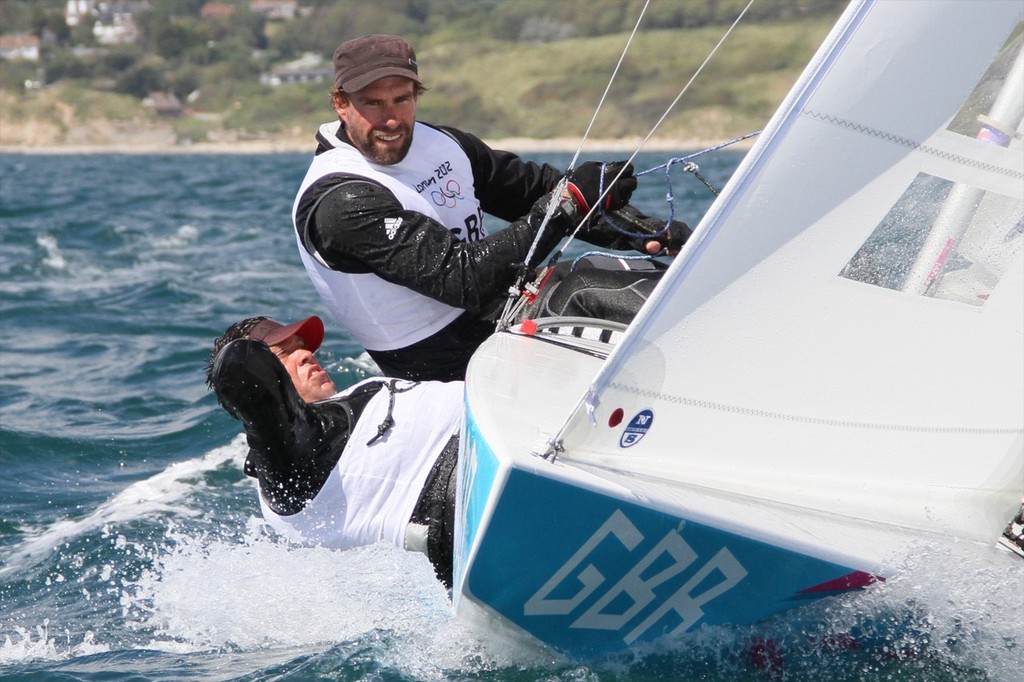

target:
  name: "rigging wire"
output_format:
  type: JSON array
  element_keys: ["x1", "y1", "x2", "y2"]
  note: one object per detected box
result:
[
  {"x1": 499, "y1": 1, "x2": 653, "y2": 327},
  {"x1": 566, "y1": 0, "x2": 652, "y2": 172},
  {"x1": 499, "y1": 0, "x2": 757, "y2": 329},
  {"x1": 560, "y1": 0, "x2": 756, "y2": 251}
]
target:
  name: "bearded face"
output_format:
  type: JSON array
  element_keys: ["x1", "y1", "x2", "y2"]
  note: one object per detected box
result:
[{"x1": 334, "y1": 77, "x2": 417, "y2": 165}]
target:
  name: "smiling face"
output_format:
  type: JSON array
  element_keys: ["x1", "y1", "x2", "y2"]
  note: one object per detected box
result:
[
  {"x1": 333, "y1": 76, "x2": 418, "y2": 165},
  {"x1": 268, "y1": 335, "x2": 336, "y2": 403}
]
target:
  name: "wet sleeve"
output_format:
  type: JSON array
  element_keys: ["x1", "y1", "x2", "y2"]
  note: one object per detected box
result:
[
  {"x1": 306, "y1": 179, "x2": 574, "y2": 314},
  {"x1": 210, "y1": 339, "x2": 348, "y2": 515}
]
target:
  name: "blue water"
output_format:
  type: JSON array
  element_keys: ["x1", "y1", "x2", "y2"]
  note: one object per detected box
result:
[{"x1": 1, "y1": 150, "x2": 1021, "y2": 681}]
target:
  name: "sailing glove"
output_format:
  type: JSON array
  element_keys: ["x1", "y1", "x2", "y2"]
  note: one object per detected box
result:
[
  {"x1": 581, "y1": 204, "x2": 692, "y2": 255},
  {"x1": 564, "y1": 161, "x2": 637, "y2": 213}
]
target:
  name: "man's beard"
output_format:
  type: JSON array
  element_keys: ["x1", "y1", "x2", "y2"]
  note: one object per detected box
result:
[{"x1": 351, "y1": 125, "x2": 413, "y2": 165}]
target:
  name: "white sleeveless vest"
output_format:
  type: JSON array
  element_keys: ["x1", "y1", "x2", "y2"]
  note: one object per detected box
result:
[
  {"x1": 292, "y1": 121, "x2": 488, "y2": 351},
  {"x1": 257, "y1": 379, "x2": 464, "y2": 551}
]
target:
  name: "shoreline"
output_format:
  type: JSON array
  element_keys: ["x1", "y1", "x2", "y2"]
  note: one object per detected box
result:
[{"x1": 0, "y1": 135, "x2": 754, "y2": 156}]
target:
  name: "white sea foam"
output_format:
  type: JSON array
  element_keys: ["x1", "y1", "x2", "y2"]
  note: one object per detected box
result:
[
  {"x1": 337, "y1": 351, "x2": 384, "y2": 376},
  {"x1": 663, "y1": 538, "x2": 1024, "y2": 678},
  {"x1": 122, "y1": 525, "x2": 547, "y2": 678},
  {"x1": 1, "y1": 434, "x2": 541, "y2": 674},
  {"x1": 36, "y1": 235, "x2": 67, "y2": 270},
  {"x1": 0, "y1": 435, "x2": 249, "y2": 577},
  {"x1": 151, "y1": 224, "x2": 200, "y2": 249},
  {"x1": 0, "y1": 621, "x2": 110, "y2": 665},
  {"x1": 843, "y1": 540, "x2": 1024, "y2": 678}
]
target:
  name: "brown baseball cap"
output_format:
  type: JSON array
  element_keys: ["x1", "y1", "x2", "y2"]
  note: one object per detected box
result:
[
  {"x1": 333, "y1": 34, "x2": 422, "y2": 92},
  {"x1": 248, "y1": 316, "x2": 324, "y2": 352}
]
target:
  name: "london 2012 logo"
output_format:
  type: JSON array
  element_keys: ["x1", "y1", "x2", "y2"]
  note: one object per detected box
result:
[
  {"x1": 431, "y1": 179, "x2": 463, "y2": 208},
  {"x1": 619, "y1": 409, "x2": 653, "y2": 448}
]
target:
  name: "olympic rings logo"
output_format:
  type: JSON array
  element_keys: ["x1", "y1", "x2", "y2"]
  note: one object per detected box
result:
[{"x1": 431, "y1": 180, "x2": 463, "y2": 208}]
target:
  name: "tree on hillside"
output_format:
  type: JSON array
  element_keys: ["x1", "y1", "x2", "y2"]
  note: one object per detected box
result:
[
  {"x1": 116, "y1": 59, "x2": 167, "y2": 98},
  {"x1": 31, "y1": 5, "x2": 72, "y2": 47},
  {"x1": 0, "y1": 1, "x2": 37, "y2": 35}
]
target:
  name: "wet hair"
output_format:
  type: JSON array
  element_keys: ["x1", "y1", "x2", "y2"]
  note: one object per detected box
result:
[{"x1": 205, "y1": 316, "x2": 267, "y2": 390}]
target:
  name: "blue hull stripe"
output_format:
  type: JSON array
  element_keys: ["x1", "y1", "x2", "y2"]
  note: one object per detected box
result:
[{"x1": 456, "y1": 411, "x2": 862, "y2": 657}]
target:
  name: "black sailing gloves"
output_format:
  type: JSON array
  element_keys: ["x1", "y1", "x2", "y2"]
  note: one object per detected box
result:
[
  {"x1": 587, "y1": 204, "x2": 692, "y2": 256},
  {"x1": 563, "y1": 161, "x2": 691, "y2": 256},
  {"x1": 564, "y1": 161, "x2": 637, "y2": 213}
]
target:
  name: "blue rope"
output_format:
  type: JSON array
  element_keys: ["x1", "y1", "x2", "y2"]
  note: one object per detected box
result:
[
  {"x1": 592, "y1": 130, "x2": 762, "y2": 241},
  {"x1": 571, "y1": 250, "x2": 657, "y2": 270},
  {"x1": 637, "y1": 130, "x2": 761, "y2": 177},
  {"x1": 585, "y1": 130, "x2": 761, "y2": 241}
]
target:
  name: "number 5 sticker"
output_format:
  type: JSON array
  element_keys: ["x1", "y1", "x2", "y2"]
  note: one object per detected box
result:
[{"x1": 620, "y1": 409, "x2": 653, "y2": 448}]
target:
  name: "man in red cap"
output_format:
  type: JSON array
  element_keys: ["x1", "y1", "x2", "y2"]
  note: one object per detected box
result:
[
  {"x1": 206, "y1": 315, "x2": 463, "y2": 587},
  {"x1": 239, "y1": 315, "x2": 334, "y2": 402},
  {"x1": 291, "y1": 34, "x2": 690, "y2": 382}
]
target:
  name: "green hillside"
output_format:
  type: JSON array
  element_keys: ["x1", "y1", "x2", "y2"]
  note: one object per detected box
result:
[{"x1": 0, "y1": 1, "x2": 844, "y2": 148}]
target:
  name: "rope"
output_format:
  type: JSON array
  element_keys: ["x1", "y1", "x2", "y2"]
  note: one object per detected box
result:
[
  {"x1": 365, "y1": 379, "x2": 417, "y2": 445},
  {"x1": 637, "y1": 130, "x2": 761, "y2": 225},
  {"x1": 366, "y1": 379, "x2": 398, "y2": 445},
  {"x1": 639, "y1": 130, "x2": 762, "y2": 174},
  {"x1": 571, "y1": 251, "x2": 656, "y2": 269}
]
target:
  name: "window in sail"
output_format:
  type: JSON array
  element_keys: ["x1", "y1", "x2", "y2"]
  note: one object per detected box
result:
[
  {"x1": 839, "y1": 172, "x2": 1023, "y2": 307},
  {"x1": 945, "y1": 22, "x2": 1023, "y2": 146}
]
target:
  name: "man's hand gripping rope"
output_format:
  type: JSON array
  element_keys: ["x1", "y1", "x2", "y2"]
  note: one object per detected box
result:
[{"x1": 498, "y1": 161, "x2": 638, "y2": 327}]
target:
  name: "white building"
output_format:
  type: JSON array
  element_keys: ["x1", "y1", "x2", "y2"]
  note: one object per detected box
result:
[{"x1": 0, "y1": 34, "x2": 41, "y2": 61}]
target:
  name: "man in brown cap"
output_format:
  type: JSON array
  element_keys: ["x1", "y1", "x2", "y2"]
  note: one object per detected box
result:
[
  {"x1": 328, "y1": 34, "x2": 424, "y2": 165},
  {"x1": 291, "y1": 35, "x2": 690, "y2": 382}
]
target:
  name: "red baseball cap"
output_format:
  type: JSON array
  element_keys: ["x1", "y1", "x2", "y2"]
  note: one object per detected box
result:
[{"x1": 248, "y1": 316, "x2": 324, "y2": 352}]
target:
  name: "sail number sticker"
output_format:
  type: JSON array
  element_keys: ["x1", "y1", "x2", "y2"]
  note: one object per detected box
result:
[{"x1": 619, "y1": 409, "x2": 653, "y2": 448}]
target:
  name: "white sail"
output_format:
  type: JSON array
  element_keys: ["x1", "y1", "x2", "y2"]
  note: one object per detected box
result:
[{"x1": 552, "y1": 0, "x2": 1024, "y2": 545}]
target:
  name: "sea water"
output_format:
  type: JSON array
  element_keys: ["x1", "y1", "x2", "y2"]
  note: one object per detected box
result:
[{"x1": 1, "y1": 151, "x2": 1021, "y2": 681}]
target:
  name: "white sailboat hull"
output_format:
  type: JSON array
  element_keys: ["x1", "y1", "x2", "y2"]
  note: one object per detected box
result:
[
  {"x1": 453, "y1": 325, "x2": 930, "y2": 657},
  {"x1": 453, "y1": 0, "x2": 1023, "y2": 658}
]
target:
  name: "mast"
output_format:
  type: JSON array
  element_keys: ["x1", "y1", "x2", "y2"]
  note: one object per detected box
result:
[{"x1": 903, "y1": 44, "x2": 1024, "y2": 295}]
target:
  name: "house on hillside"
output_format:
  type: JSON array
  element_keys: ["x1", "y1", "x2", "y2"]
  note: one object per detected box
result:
[
  {"x1": 260, "y1": 53, "x2": 332, "y2": 86},
  {"x1": 65, "y1": 1, "x2": 92, "y2": 26},
  {"x1": 66, "y1": 1, "x2": 147, "y2": 45},
  {"x1": 250, "y1": 0, "x2": 304, "y2": 20},
  {"x1": 0, "y1": 34, "x2": 40, "y2": 61},
  {"x1": 200, "y1": 3, "x2": 235, "y2": 19},
  {"x1": 143, "y1": 92, "x2": 183, "y2": 117},
  {"x1": 94, "y1": 10, "x2": 141, "y2": 45}
]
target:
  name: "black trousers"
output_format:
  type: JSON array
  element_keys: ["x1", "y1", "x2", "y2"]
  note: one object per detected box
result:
[
  {"x1": 517, "y1": 257, "x2": 666, "y2": 325},
  {"x1": 409, "y1": 435, "x2": 459, "y2": 590}
]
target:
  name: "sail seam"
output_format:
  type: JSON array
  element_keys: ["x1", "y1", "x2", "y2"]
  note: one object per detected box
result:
[
  {"x1": 608, "y1": 382, "x2": 1022, "y2": 435},
  {"x1": 801, "y1": 110, "x2": 1024, "y2": 180}
]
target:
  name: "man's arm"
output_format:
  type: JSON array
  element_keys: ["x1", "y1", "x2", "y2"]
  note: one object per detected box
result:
[
  {"x1": 297, "y1": 176, "x2": 575, "y2": 314},
  {"x1": 211, "y1": 339, "x2": 351, "y2": 515}
]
